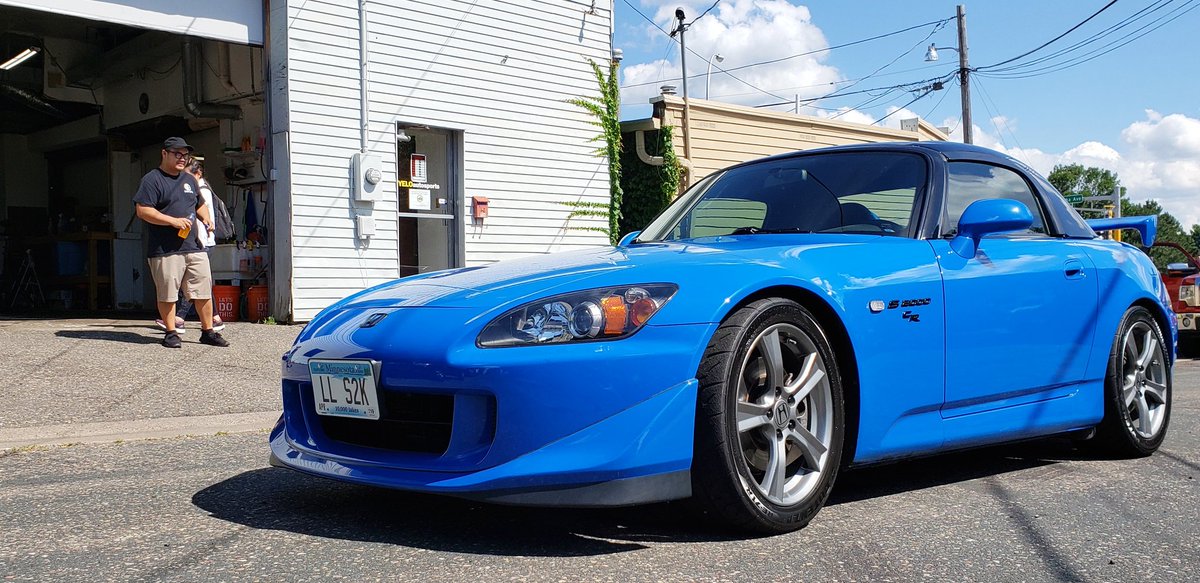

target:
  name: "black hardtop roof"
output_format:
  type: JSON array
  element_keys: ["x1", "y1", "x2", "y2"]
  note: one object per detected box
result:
[{"x1": 734, "y1": 141, "x2": 1018, "y2": 170}]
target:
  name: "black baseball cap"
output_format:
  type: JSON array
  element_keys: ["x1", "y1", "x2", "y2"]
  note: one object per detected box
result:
[{"x1": 162, "y1": 137, "x2": 193, "y2": 152}]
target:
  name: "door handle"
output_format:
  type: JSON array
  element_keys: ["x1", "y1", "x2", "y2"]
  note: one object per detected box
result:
[{"x1": 1064, "y1": 259, "x2": 1085, "y2": 279}]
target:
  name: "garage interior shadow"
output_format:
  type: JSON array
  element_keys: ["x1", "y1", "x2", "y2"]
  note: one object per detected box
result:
[{"x1": 191, "y1": 439, "x2": 1087, "y2": 556}]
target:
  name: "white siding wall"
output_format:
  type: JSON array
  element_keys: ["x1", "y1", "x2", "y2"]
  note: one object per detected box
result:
[{"x1": 281, "y1": 0, "x2": 612, "y2": 320}]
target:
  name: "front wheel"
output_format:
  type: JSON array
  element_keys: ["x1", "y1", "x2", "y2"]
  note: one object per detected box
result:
[
  {"x1": 691, "y1": 298, "x2": 845, "y2": 533},
  {"x1": 1093, "y1": 306, "x2": 1171, "y2": 457}
]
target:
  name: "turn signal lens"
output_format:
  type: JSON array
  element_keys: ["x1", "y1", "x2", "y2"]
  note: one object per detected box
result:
[
  {"x1": 477, "y1": 284, "x2": 678, "y2": 347},
  {"x1": 601, "y1": 296, "x2": 627, "y2": 335},
  {"x1": 629, "y1": 298, "x2": 658, "y2": 327}
]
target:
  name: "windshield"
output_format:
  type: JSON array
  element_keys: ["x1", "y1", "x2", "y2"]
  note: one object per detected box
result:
[{"x1": 638, "y1": 151, "x2": 928, "y2": 242}]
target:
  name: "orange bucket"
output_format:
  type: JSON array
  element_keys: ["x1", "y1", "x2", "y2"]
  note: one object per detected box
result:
[
  {"x1": 246, "y1": 284, "x2": 270, "y2": 322},
  {"x1": 212, "y1": 285, "x2": 240, "y2": 322}
]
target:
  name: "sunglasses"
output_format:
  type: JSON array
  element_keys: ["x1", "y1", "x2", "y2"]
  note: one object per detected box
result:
[{"x1": 165, "y1": 150, "x2": 191, "y2": 159}]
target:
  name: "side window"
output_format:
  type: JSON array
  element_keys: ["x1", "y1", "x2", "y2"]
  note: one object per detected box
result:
[
  {"x1": 678, "y1": 198, "x2": 767, "y2": 238},
  {"x1": 944, "y1": 162, "x2": 1048, "y2": 237}
]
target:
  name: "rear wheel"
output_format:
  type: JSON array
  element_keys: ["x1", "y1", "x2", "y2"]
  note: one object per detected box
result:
[
  {"x1": 1094, "y1": 306, "x2": 1171, "y2": 457},
  {"x1": 692, "y1": 298, "x2": 845, "y2": 533}
]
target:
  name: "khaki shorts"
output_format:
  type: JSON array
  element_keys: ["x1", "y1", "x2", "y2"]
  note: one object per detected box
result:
[{"x1": 148, "y1": 252, "x2": 213, "y2": 303}]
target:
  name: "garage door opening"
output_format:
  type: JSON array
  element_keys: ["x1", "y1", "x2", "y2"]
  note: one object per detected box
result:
[{"x1": 0, "y1": 3, "x2": 270, "y2": 320}]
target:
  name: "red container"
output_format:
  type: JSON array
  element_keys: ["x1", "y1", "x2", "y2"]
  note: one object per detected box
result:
[
  {"x1": 246, "y1": 284, "x2": 270, "y2": 322},
  {"x1": 212, "y1": 285, "x2": 240, "y2": 322}
]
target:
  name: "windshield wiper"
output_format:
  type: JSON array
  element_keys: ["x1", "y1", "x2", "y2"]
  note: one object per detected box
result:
[{"x1": 730, "y1": 226, "x2": 814, "y2": 235}]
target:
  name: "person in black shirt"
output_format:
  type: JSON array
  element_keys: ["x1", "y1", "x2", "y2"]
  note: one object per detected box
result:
[{"x1": 133, "y1": 137, "x2": 229, "y2": 348}]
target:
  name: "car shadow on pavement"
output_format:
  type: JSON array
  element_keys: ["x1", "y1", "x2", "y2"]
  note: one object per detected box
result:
[
  {"x1": 829, "y1": 438, "x2": 1087, "y2": 506},
  {"x1": 54, "y1": 329, "x2": 162, "y2": 345},
  {"x1": 192, "y1": 468, "x2": 736, "y2": 557},
  {"x1": 193, "y1": 438, "x2": 1102, "y2": 555}
]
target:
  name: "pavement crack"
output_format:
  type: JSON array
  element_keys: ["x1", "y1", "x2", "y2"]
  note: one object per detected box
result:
[
  {"x1": 30, "y1": 339, "x2": 85, "y2": 372},
  {"x1": 93, "y1": 367, "x2": 174, "y2": 417},
  {"x1": 131, "y1": 525, "x2": 250, "y2": 583}
]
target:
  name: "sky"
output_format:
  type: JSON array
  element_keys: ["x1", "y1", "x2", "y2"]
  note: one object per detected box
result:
[{"x1": 613, "y1": 0, "x2": 1200, "y2": 228}]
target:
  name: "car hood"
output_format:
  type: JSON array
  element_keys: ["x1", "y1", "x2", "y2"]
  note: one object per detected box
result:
[{"x1": 338, "y1": 235, "x2": 870, "y2": 311}]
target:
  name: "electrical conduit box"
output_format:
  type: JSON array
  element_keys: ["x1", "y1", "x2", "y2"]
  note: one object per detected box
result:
[{"x1": 352, "y1": 153, "x2": 382, "y2": 202}]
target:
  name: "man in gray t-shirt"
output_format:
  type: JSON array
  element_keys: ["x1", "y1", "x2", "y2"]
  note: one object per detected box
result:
[{"x1": 133, "y1": 137, "x2": 229, "y2": 349}]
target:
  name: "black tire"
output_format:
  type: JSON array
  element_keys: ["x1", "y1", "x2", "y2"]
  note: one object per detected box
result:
[
  {"x1": 691, "y1": 298, "x2": 845, "y2": 534},
  {"x1": 1093, "y1": 306, "x2": 1172, "y2": 457}
]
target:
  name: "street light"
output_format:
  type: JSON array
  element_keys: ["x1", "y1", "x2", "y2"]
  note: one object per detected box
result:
[
  {"x1": 705, "y1": 53, "x2": 724, "y2": 99},
  {"x1": 923, "y1": 5, "x2": 972, "y2": 144}
]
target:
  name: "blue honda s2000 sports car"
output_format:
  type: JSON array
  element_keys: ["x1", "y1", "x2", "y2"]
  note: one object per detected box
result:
[{"x1": 271, "y1": 142, "x2": 1175, "y2": 533}]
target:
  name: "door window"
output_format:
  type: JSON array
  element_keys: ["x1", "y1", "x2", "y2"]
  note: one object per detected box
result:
[{"x1": 943, "y1": 162, "x2": 1048, "y2": 237}]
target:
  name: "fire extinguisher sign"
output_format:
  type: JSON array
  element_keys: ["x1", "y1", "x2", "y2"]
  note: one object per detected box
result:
[{"x1": 410, "y1": 154, "x2": 427, "y2": 183}]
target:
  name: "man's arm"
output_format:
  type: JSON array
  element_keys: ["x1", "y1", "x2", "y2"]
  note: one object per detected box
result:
[{"x1": 136, "y1": 203, "x2": 192, "y2": 230}]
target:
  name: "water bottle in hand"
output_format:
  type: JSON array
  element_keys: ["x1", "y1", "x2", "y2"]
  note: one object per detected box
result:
[{"x1": 177, "y1": 213, "x2": 195, "y2": 239}]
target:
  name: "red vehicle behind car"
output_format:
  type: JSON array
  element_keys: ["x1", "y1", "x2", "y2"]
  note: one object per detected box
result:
[{"x1": 1155, "y1": 242, "x2": 1199, "y2": 336}]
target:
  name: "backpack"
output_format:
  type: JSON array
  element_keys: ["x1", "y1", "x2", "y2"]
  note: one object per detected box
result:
[{"x1": 213, "y1": 194, "x2": 235, "y2": 240}]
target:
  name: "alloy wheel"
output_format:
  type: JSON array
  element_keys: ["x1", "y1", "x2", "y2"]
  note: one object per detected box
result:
[{"x1": 734, "y1": 323, "x2": 834, "y2": 506}]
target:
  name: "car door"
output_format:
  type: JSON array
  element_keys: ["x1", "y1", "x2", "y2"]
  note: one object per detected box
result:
[{"x1": 929, "y1": 161, "x2": 1098, "y2": 419}]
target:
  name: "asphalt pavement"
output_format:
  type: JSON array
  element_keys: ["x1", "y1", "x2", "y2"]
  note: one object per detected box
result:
[{"x1": 1, "y1": 318, "x2": 1198, "y2": 582}]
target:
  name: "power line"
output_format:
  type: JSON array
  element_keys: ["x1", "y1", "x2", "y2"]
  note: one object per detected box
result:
[
  {"x1": 708, "y1": 63, "x2": 945, "y2": 100},
  {"x1": 619, "y1": 13, "x2": 954, "y2": 89},
  {"x1": 620, "y1": 0, "x2": 789, "y2": 101},
  {"x1": 688, "y1": 0, "x2": 721, "y2": 26},
  {"x1": 922, "y1": 77, "x2": 953, "y2": 120},
  {"x1": 976, "y1": 0, "x2": 1120, "y2": 71},
  {"x1": 750, "y1": 71, "x2": 955, "y2": 109},
  {"x1": 818, "y1": 20, "x2": 947, "y2": 113},
  {"x1": 981, "y1": 0, "x2": 1174, "y2": 74},
  {"x1": 875, "y1": 87, "x2": 938, "y2": 125},
  {"x1": 976, "y1": 0, "x2": 1200, "y2": 79}
]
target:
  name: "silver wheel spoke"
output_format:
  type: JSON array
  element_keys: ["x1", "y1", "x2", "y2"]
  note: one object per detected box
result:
[
  {"x1": 1123, "y1": 375, "x2": 1138, "y2": 407},
  {"x1": 1125, "y1": 341, "x2": 1139, "y2": 369},
  {"x1": 784, "y1": 352, "x2": 825, "y2": 401},
  {"x1": 1138, "y1": 333, "x2": 1157, "y2": 370},
  {"x1": 737, "y1": 401, "x2": 773, "y2": 433},
  {"x1": 760, "y1": 329, "x2": 786, "y2": 390},
  {"x1": 1134, "y1": 394, "x2": 1151, "y2": 434},
  {"x1": 1143, "y1": 380, "x2": 1167, "y2": 405},
  {"x1": 785, "y1": 424, "x2": 828, "y2": 470},
  {"x1": 760, "y1": 435, "x2": 788, "y2": 499}
]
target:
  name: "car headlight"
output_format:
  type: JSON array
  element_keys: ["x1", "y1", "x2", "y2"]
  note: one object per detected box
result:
[
  {"x1": 477, "y1": 284, "x2": 678, "y2": 348},
  {"x1": 1182, "y1": 281, "x2": 1197, "y2": 305}
]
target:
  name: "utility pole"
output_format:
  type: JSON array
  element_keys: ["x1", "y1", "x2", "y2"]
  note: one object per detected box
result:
[
  {"x1": 956, "y1": 4, "x2": 972, "y2": 144},
  {"x1": 672, "y1": 8, "x2": 693, "y2": 185}
]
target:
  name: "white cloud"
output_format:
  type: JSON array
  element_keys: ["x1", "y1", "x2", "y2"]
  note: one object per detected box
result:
[{"x1": 621, "y1": 1, "x2": 841, "y2": 108}]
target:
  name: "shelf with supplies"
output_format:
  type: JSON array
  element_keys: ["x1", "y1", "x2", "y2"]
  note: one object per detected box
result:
[{"x1": 227, "y1": 178, "x2": 268, "y2": 187}]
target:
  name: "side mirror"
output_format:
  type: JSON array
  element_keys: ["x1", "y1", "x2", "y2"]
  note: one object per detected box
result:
[
  {"x1": 617, "y1": 230, "x2": 642, "y2": 247},
  {"x1": 950, "y1": 199, "x2": 1033, "y2": 258}
]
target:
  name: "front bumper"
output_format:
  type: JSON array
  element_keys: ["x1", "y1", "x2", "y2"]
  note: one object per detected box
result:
[{"x1": 272, "y1": 316, "x2": 714, "y2": 506}]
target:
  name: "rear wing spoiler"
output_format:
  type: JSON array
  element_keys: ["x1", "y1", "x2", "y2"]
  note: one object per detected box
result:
[{"x1": 1086, "y1": 215, "x2": 1157, "y2": 246}]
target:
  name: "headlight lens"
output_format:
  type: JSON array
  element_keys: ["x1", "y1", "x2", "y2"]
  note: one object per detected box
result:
[
  {"x1": 477, "y1": 284, "x2": 678, "y2": 347},
  {"x1": 1181, "y1": 281, "x2": 1197, "y2": 304}
]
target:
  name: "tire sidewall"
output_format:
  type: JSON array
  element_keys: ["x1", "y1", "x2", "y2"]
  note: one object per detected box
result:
[
  {"x1": 719, "y1": 299, "x2": 845, "y2": 527},
  {"x1": 1106, "y1": 306, "x2": 1172, "y2": 454}
]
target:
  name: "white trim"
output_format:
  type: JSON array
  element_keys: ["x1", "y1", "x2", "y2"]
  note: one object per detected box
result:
[{"x1": 1, "y1": 0, "x2": 264, "y2": 45}]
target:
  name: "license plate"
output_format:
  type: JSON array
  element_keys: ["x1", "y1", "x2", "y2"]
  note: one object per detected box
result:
[{"x1": 309, "y1": 359, "x2": 380, "y2": 420}]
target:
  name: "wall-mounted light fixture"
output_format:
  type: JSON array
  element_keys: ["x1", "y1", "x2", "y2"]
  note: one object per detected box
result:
[{"x1": 0, "y1": 47, "x2": 41, "y2": 71}]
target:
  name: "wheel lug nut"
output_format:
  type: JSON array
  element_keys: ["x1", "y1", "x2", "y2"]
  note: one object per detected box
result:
[{"x1": 788, "y1": 420, "x2": 795, "y2": 429}]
